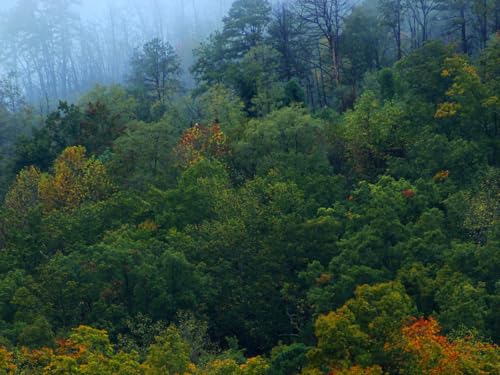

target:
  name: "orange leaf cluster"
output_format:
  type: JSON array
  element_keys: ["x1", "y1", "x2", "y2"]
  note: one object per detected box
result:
[
  {"x1": 433, "y1": 170, "x2": 450, "y2": 182},
  {"x1": 399, "y1": 317, "x2": 500, "y2": 374},
  {"x1": 316, "y1": 273, "x2": 333, "y2": 285},
  {"x1": 402, "y1": 189, "x2": 416, "y2": 198},
  {"x1": 175, "y1": 123, "x2": 230, "y2": 167}
]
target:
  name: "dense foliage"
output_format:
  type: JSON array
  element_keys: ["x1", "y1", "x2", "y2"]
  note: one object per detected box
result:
[{"x1": 0, "y1": 0, "x2": 499, "y2": 373}]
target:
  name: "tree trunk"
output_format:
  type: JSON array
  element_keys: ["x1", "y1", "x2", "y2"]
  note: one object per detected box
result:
[
  {"x1": 460, "y1": 6, "x2": 468, "y2": 54},
  {"x1": 328, "y1": 37, "x2": 340, "y2": 85},
  {"x1": 397, "y1": 7, "x2": 402, "y2": 60}
]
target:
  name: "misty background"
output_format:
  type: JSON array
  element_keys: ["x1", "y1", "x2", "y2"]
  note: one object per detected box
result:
[{"x1": 0, "y1": 0, "x2": 235, "y2": 110}]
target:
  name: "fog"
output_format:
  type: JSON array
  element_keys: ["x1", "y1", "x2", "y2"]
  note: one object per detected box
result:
[
  {"x1": 0, "y1": 0, "x2": 233, "y2": 36},
  {"x1": 0, "y1": 0, "x2": 235, "y2": 108}
]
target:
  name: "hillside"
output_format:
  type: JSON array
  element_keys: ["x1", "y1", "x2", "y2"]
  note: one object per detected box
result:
[{"x1": 0, "y1": 0, "x2": 499, "y2": 374}]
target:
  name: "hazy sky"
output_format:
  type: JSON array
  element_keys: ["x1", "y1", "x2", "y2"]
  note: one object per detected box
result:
[
  {"x1": 0, "y1": 0, "x2": 234, "y2": 24},
  {"x1": 0, "y1": 0, "x2": 236, "y2": 100},
  {"x1": 0, "y1": 0, "x2": 235, "y2": 48}
]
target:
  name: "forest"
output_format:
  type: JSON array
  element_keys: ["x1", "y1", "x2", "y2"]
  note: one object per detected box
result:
[{"x1": 0, "y1": 0, "x2": 499, "y2": 373}]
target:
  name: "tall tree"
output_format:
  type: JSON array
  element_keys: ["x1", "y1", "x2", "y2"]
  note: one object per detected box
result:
[
  {"x1": 268, "y1": 2, "x2": 307, "y2": 81},
  {"x1": 471, "y1": 0, "x2": 495, "y2": 48},
  {"x1": 442, "y1": 0, "x2": 471, "y2": 54},
  {"x1": 295, "y1": 0, "x2": 351, "y2": 84},
  {"x1": 405, "y1": 0, "x2": 442, "y2": 44},
  {"x1": 130, "y1": 38, "x2": 182, "y2": 111},
  {"x1": 222, "y1": 0, "x2": 272, "y2": 58},
  {"x1": 342, "y1": 5, "x2": 383, "y2": 103},
  {"x1": 379, "y1": 0, "x2": 405, "y2": 59}
]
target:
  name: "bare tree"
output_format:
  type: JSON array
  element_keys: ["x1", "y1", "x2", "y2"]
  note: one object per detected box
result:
[
  {"x1": 294, "y1": 0, "x2": 352, "y2": 85},
  {"x1": 405, "y1": 0, "x2": 442, "y2": 43},
  {"x1": 441, "y1": 0, "x2": 471, "y2": 54},
  {"x1": 471, "y1": 0, "x2": 492, "y2": 49},
  {"x1": 379, "y1": 0, "x2": 405, "y2": 59}
]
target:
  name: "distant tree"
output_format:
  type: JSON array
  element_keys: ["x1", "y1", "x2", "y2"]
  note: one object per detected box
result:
[
  {"x1": 0, "y1": 0, "x2": 81, "y2": 107},
  {"x1": 0, "y1": 73, "x2": 25, "y2": 114},
  {"x1": 192, "y1": 0, "x2": 272, "y2": 90},
  {"x1": 295, "y1": 0, "x2": 352, "y2": 85},
  {"x1": 379, "y1": 0, "x2": 405, "y2": 59},
  {"x1": 268, "y1": 343, "x2": 309, "y2": 375},
  {"x1": 11, "y1": 102, "x2": 83, "y2": 173},
  {"x1": 268, "y1": 2, "x2": 306, "y2": 81},
  {"x1": 470, "y1": 0, "x2": 494, "y2": 48},
  {"x1": 197, "y1": 84, "x2": 246, "y2": 128},
  {"x1": 234, "y1": 105, "x2": 327, "y2": 177},
  {"x1": 342, "y1": 5, "x2": 383, "y2": 103},
  {"x1": 395, "y1": 41, "x2": 453, "y2": 102},
  {"x1": 174, "y1": 123, "x2": 230, "y2": 168},
  {"x1": 78, "y1": 85, "x2": 137, "y2": 124},
  {"x1": 404, "y1": 0, "x2": 442, "y2": 44},
  {"x1": 191, "y1": 32, "x2": 229, "y2": 86},
  {"x1": 222, "y1": 0, "x2": 272, "y2": 58},
  {"x1": 268, "y1": 3, "x2": 317, "y2": 107},
  {"x1": 228, "y1": 44, "x2": 284, "y2": 115},
  {"x1": 130, "y1": 38, "x2": 181, "y2": 113},
  {"x1": 0, "y1": 347, "x2": 16, "y2": 374},
  {"x1": 343, "y1": 91, "x2": 406, "y2": 176},
  {"x1": 442, "y1": 0, "x2": 472, "y2": 54}
]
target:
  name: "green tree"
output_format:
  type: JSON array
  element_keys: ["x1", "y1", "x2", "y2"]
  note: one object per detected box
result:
[
  {"x1": 77, "y1": 86, "x2": 137, "y2": 155},
  {"x1": 12, "y1": 102, "x2": 82, "y2": 173},
  {"x1": 435, "y1": 268, "x2": 489, "y2": 334},
  {"x1": 343, "y1": 91, "x2": 407, "y2": 177},
  {"x1": 342, "y1": 4, "x2": 383, "y2": 103},
  {"x1": 222, "y1": 0, "x2": 272, "y2": 58},
  {"x1": 268, "y1": 343, "x2": 309, "y2": 375},
  {"x1": 234, "y1": 105, "x2": 328, "y2": 177},
  {"x1": 130, "y1": 38, "x2": 181, "y2": 118},
  {"x1": 197, "y1": 84, "x2": 246, "y2": 128},
  {"x1": 191, "y1": 32, "x2": 230, "y2": 87},
  {"x1": 110, "y1": 119, "x2": 180, "y2": 190},
  {"x1": 395, "y1": 41, "x2": 453, "y2": 102}
]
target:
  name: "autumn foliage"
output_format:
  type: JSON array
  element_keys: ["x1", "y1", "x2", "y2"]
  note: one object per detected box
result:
[
  {"x1": 0, "y1": 347, "x2": 16, "y2": 374},
  {"x1": 0, "y1": 325, "x2": 272, "y2": 375},
  {"x1": 402, "y1": 189, "x2": 416, "y2": 198},
  {"x1": 433, "y1": 170, "x2": 450, "y2": 182},
  {"x1": 38, "y1": 146, "x2": 112, "y2": 211},
  {"x1": 394, "y1": 317, "x2": 500, "y2": 374},
  {"x1": 174, "y1": 123, "x2": 230, "y2": 167}
]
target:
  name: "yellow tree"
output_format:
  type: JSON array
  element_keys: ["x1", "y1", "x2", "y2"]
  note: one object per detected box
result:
[
  {"x1": 21, "y1": 326, "x2": 143, "y2": 375},
  {"x1": 38, "y1": 146, "x2": 112, "y2": 211},
  {"x1": 0, "y1": 347, "x2": 16, "y2": 374}
]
